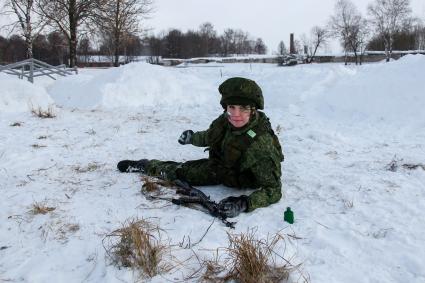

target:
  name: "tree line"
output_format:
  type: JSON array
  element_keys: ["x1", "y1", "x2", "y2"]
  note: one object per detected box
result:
[
  {"x1": 301, "y1": 0, "x2": 425, "y2": 64},
  {"x1": 0, "y1": 23, "x2": 268, "y2": 65},
  {"x1": 146, "y1": 23, "x2": 267, "y2": 58},
  {"x1": 1, "y1": 0, "x2": 153, "y2": 67},
  {"x1": 1, "y1": 0, "x2": 424, "y2": 67},
  {"x1": 0, "y1": 31, "x2": 144, "y2": 66},
  {"x1": 0, "y1": 0, "x2": 266, "y2": 66},
  {"x1": 0, "y1": 22, "x2": 268, "y2": 66}
]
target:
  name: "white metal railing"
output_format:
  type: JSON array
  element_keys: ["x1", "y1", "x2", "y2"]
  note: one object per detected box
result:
[{"x1": 0, "y1": 58, "x2": 78, "y2": 83}]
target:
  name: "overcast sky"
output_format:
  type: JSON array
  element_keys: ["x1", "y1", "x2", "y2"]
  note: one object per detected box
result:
[
  {"x1": 1, "y1": 0, "x2": 424, "y2": 54},
  {"x1": 147, "y1": 0, "x2": 425, "y2": 54}
]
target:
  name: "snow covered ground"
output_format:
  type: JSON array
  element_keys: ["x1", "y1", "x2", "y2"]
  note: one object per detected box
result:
[{"x1": 1, "y1": 56, "x2": 425, "y2": 282}]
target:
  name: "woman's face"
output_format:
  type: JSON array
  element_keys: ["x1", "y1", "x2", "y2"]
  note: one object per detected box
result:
[{"x1": 226, "y1": 105, "x2": 252, "y2": 128}]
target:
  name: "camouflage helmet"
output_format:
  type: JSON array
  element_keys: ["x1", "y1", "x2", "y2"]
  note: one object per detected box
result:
[{"x1": 218, "y1": 77, "x2": 264, "y2": 110}]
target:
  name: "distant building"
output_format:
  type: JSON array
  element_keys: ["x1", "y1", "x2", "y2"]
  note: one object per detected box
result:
[{"x1": 290, "y1": 33, "x2": 296, "y2": 54}]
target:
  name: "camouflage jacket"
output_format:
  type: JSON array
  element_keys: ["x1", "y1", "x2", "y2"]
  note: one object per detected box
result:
[{"x1": 191, "y1": 111, "x2": 284, "y2": 211}]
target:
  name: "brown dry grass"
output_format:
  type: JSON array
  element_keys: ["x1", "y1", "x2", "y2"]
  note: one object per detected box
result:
[
  {"x1": 225, "y1": 230, "x2": 290, "y2": 283},
  {"x1": 31, "y1": 105, "x2": 56, "y2": 118},
  {"x1": 141, "y1": 176, "x2": 173, "y2": 193},
  {"x1": 141, "y1": 176, "x2": 160, "y2": 192},
  {"x1": 198, "y1": 251, "x2": 228, "y2": 283},
  {"x1": 197, "y1": 230, "x2": 309, "y2": 283},
  {"x1": 40, "y1": 220, "x2": 80, "y2": 243},
  {"x1": 104, "y1": 218, "x2": 171, "y2": 279},
  {"x1": 30, "y1": 202, "x2": 56, "y2": 215}
]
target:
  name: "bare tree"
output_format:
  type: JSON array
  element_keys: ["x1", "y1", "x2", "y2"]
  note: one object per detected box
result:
[
  {"x1": 47, "y1": 31, "x2": 67, "y2": 64},
  {"x1": 220, "y1": 28, "x2": 236, "y2": 56},
  {"x1": 32, "y1": 32, "x2": 49, "y2": 59},
  {"x1": 77, "y1": 36, "x2": 91, "y2": 63},
  {"x1": 302, "y1": 26, "x2": 329, "y2": 63},
  {"x1": 145, "y1": 33, "x2": 163, "y2": 57},
  {"x1": 123, "y1": 33, "x2": 143, "y2": 61},
  {"x1": 234, "y1": 29, "x2": 250, "y2": 55},
  {"x1": 329, "y1": 0, "x2": 365, "y2": 65},
  {"x1": 163, "y1": 28, "x2": 183, "y2": 58},
  {"x1": 368, "y1": 0, "x2": 412, "y2": 61},
  {"x1": 277, "y1": 40, "x2": 287, "y2": 55},
  {"x1": 293, "y1": 38, "x2": 302, "y2": 54},
  {"x1": 347, "y1": 18, "x2": 370, "y2": 64},
  {"x1": 414, "y1": 21, "x2": 425, "y2": 50},
  {"x1": 199, "y1": 22, "x2": 217, "y2": 56},
  {"x1": 220, "y1": 29, "x2": 253, "y2": 56},
  {"x1": 2, "y1": 0, "x2": 47, "y2": 58},
  {"x1": 96, "y1": 0, "x2": 153, "y2": 67},
  {"x1": 254, "y1": 38, "x2": 267, "y2": 54},
  {"x1": 0, "y1": 34, "x2": 27, "y2": 62},
  {"x1": 180, "y1": 29, "x2": 202, "y2": 58},
  {"x1": 37, "y1": 0, "x2": 100, "y2": 67},
  {"x1": 0, "y1": 36, "x2": 7, "y2": 63}
]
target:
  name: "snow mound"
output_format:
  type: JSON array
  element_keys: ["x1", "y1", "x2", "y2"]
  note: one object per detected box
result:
[
  {"x1": 0, "y1": 74, "x2": 54, "y2": 113},
  {"x1": 48, "y1": 62, "x2": 215, "y2": 110},
  {"x1": 304, "y1": 54, "x2": 425, "y2": 127}
]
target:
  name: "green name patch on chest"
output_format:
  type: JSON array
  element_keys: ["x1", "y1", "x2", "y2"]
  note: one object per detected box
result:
[{"x1": 247, "y1": 129, "x2": 256, "y2": 138}]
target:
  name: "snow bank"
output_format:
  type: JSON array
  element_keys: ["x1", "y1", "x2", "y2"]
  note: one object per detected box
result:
[
  {"x1": 4, "y1": 55, "x2": 424, "y2": 126},
  {"x1": 0, "y1": 74, "x2": 54, "y2": 113},
  {"x1": 303, "y1": 54, "x2": 425, "y2": 127},
  {"x1": 48, "y1": 62, "x2": 215, "y2": 110}
]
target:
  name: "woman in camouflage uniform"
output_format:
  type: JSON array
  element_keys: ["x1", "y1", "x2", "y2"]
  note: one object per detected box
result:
[{"x1": 118, "y1": 77, "x2": 284, "y2": 217}]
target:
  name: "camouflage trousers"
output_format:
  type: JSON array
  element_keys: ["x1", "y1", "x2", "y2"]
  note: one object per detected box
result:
[
  {"x1": 145, "y1": 158, "x2": 222, "y2": 186},
  {"x1": 145, "y1": 158, "x2": 282, "y2": 212}
]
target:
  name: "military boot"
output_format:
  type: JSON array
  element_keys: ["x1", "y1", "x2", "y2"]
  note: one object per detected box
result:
[{"x1": 117, "y1": 159, "x2": 150, "y2": 173}]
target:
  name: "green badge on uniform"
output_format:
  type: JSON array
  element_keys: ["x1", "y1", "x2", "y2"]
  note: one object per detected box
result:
[{"x1": 247, "y1": 130, "x2": 256, "y2": 138}]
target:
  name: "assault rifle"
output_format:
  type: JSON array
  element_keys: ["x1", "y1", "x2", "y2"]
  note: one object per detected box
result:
[{"x1": 171, "y1": 180, "x2": 236, "y2": 229}]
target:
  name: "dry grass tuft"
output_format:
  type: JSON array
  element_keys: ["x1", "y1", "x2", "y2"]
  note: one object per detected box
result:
[
  {"x1": 66, "y1": 223, "x2": 80, "y2": 233},
  {"x1": 56, "y1": 223, "x2": 80, "y2": 241},
  {"x1": 104, "y1": 218, "x2": 171, "y2": 279},
  {"x1": 31, "y1": 105, "x2": 56, "y2": 118},
  {"x1": 142, "y1": 176, "x2": 160, "y2": 192},
  {"x1": 198, "y1": 251, "x2": 228, "y2": 283},
  {"x1": 141, "y1": 176, "x2": 173, "y2": 193},
  {"x1": 40, "y1": 220, "x2": 80, "y2": 243},
  {"x1": 197, "y1": 230, "x2": 309, "y2": 283},
  {"x1": 30, "y1": 202, "x2": 56, "y2": 215},
  {"x1": 225, "y1": 230, "x2": 290, "y2": 283}
]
